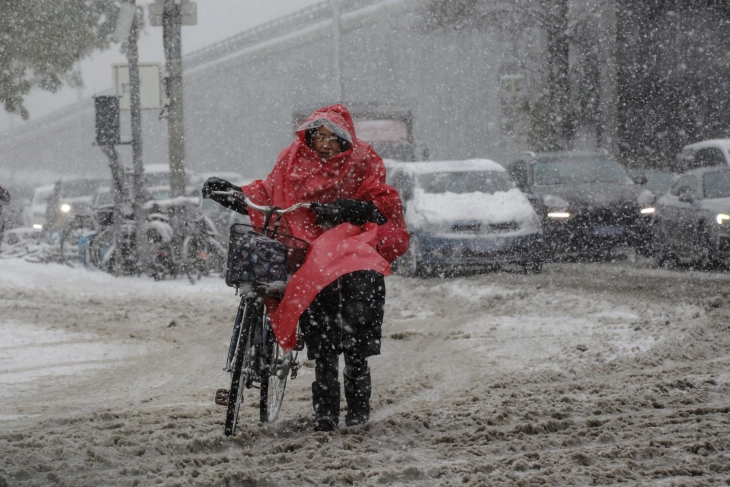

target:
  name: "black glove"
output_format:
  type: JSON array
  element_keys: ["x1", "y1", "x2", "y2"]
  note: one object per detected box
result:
[
  {"x1": 311, "y1": 199, "x2": 387, "y2": 227},
  {"x1": 202, "y1": 177, "x2": 248, "y2": 215},
  {"x1": 202, "y1": 177, "x2": 238, "y2": 199}
]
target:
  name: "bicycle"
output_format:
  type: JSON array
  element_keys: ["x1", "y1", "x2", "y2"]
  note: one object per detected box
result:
[
  {"x1": 59, "y1": 213, "x2": 98, "y2": 268},
  {"x1": 212, "y1": 192, "x2": 311, "y2": 436},
  {"x1": 180, "y1": 204, "x2": 226, "y2": 284}
]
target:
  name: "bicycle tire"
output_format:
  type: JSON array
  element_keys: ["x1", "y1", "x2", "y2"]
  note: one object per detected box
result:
[
  {"x1": 259, "y1": 324, "x2": 290, "y2": 423},
  {"x1": 224, "y1": 299, "x2": 256, "y2": 436},
  {"x1": 88, "y1": 228, "x2": 115, "y2": 272},
  {"x1": 59, "y1": 228, "x2": 81, "y2": 267}
]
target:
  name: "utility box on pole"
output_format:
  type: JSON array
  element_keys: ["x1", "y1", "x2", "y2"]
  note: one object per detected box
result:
[
  {"x1": 112, "y1": 63, "x2": 162, "y2": 110},
  {"x1": 94, "y1": 96, "x2": 121, "y2": 146}
]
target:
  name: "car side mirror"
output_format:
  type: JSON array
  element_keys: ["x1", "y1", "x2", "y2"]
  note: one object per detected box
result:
[
  {"x1": 632, "y1": 173, "x2": 647, "y2": 185},
  {"x1": 678, "y1": 191, "x2": 694, "y2": 203}
]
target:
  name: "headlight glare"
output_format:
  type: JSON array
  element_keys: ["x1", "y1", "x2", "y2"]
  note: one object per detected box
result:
[
  {"x1": 60, "y1": 203, "x2": 71, "y2": 213},
  {"x1": 640, "y1": 207, "x2": 655, "y2": 215},
  {"x1": 716, "y1": 213, "x2": 730, "y2": 224},
  {"x1": 547, "y1": 211, "x2": 570, "y2": 219}
]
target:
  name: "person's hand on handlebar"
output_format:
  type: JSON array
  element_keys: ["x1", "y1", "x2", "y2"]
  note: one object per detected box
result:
[
  {"x1": 202, "y1": 177, "x2": 248, "y2": 215},
  {"x1": 202, "y1": 177, "x2": 239, "y2": 199},
  {"x1": 311, "y1": 199, "x2": 387, "y2": 227}
]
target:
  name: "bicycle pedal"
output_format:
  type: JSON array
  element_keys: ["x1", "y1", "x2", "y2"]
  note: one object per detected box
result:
[{"x1": 215, "y1": 389, "x2": 229, "y2": 406}]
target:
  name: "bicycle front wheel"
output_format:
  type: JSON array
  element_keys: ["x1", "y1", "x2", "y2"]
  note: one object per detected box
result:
[
  {"x1": 259, "y1": 322, "x2": 290, "y2": 423},
  {"x1": 224, "y1": 299, "x2": 256, "y2": 436}
]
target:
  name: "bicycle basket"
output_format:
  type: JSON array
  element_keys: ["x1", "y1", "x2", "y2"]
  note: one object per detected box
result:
[{"x1": 225, "y1": 223, "x2": 309, "y2": 288}]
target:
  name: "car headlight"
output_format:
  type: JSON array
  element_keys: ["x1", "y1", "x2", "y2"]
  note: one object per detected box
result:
[
  {"x1": 32, "y1": 224, "x2": 43, "y2": 230},
  {"x1": 547, "y1": 211, "x2": 571, "y2": 219},
  {"x1": 543, "y1": 194, "x2": 570, "y2": 208},
  {"x1": 640, "y1": 207, "x2": 655, "y2": 215},
  {"x1": 716, "y1": 213, "x2": 730, "y2": 225},
  {"x1": 60, "y1": 203, "x2": 72, "y2": 213}
]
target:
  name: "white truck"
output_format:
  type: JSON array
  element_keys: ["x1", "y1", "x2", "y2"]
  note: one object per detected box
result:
[{"x1": 293, "y1": 103, "x2": 427, "y2": 162}]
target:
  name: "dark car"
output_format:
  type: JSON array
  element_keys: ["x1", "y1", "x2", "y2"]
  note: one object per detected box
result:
[
  {"x1": 652, "y1": 166, "x2": 730, "y2": 269},
  {"x1": 504, "y1": 151, "x2": 656, "y2": 258}
]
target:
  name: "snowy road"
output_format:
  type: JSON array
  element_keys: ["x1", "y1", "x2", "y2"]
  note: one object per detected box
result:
[{"x1": 1, "y1": 258, "x2": 729, "y2": 486}]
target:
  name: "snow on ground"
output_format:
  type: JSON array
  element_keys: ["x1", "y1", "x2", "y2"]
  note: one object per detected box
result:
[{"x1": 1, "y1": 257, "x2": 730, "y2": 486}]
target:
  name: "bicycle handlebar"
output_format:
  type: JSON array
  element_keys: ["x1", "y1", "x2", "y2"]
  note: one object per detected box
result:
[{"x1": 211, "y1": 190, "x2": 313, "y2": 215}]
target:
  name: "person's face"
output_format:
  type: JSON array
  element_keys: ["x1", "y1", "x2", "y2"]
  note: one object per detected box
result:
[{"x1": 311, "y1": 126, "x2": 342, "y2": 160}]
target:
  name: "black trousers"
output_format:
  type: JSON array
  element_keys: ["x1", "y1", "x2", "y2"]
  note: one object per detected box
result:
[
  {"x1": 300, "y1": 270, "x2": 384, "y2": 424},
  {"x1": 299, "y1": 270, "x2": 385, "y2": 360}
]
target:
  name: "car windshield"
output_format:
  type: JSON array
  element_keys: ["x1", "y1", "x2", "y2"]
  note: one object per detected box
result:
[
  {"x1": 703, "y1": 172, "x2": 730, "y2": 199},
  {"x1": 417, "y1": 171, "x2": 512, "y2": 194},
  {"x1": 150, "y1": 190, "x2": 171, "y2": 201},
  {"x1": 533, "y1": 158, "x2": 630, "y2": 185},
  {"x1": 95, "y1": 191, "x2": 114, "y2": 206},
  {"x1": 645, "y1": 171, "x2": 674, "y2": 194},
  {"x1": 61, "y1": 179, "x2": 105, "y2": 197},
  {"x1": 34, "y1": 190, "x2": 52, "y2": 205}
]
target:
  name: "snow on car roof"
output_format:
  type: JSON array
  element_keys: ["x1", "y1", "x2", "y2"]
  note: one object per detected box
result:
[
  {"x1": 34, "y1": 183, "x2": 56, "y2": 192},
  {"x1": 144, "y1": 164, "x2": 171, "y2": 173},
  {"x1": 686, "y1": 165, "x2": 730, "y2": 177},
  {"x1": 682, "y1": 139, "x2": 730, "y2": 151},
  {"x1": 391, "y1": 159, "x2": 506, "y2": 174}
]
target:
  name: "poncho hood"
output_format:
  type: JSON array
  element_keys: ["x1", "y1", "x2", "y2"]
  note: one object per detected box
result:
[{"x1": 296, "y1": 104, "x2": 355, "y2": 144}]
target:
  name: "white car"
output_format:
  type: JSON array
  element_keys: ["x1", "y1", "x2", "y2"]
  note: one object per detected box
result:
[
  {"x1": 386, "y1": 159, "x2": 544, "y2": 275},
  {"x1": 26, "y1": 184, "x2": 55, "y2": 230},
  {"x1": 678, "y1": 139, "x2": 730, "y2": 171}
]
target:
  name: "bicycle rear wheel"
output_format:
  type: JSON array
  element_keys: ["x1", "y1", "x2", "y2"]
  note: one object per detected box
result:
[
  {"x1": 259, "y1": 321, "x2": 291, "y2": 423},
  {"x1": 224, "y1": 299, "x2": 257, "y2": 436}
]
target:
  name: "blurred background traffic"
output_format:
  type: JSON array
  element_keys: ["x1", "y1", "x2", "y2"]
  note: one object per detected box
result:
[{"x1": 2, "y1": 0, "x2": 730, "y2": 280}]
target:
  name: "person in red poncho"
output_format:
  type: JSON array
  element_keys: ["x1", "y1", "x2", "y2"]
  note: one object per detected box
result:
[{"x1": 202, "y1": 104, "x2": 409, "y2": 431}]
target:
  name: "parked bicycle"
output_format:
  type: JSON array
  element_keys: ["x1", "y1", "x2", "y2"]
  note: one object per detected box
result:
[
  {"x1": 212, "y1": 192, "x2": 310, "y2": 436},
  {"x1": 59, "y1": 210, "x2": 99, "y2": 268}
]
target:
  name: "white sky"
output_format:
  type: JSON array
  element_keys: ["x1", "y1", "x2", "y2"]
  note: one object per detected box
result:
[{"x1": 1, "y1": 0, "x2": 322, "y2": 132}]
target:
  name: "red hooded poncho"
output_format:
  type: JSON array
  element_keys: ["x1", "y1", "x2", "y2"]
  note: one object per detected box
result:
[{"x1": 241, "y1": 104, "x2": 409, "y2": 352}]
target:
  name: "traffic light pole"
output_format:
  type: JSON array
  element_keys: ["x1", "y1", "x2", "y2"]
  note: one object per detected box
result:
[
  {"x1": 163, "y1": 0, "x2": 186, "y2": 198},
  {"x1": 125, "y1": 3, "x2": 146, "y2": 267}
]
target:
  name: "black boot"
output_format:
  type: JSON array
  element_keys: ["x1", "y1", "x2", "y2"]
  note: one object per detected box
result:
[
  {"x1": 344, "y1": 367, "x2": 371, "y2": 427},
  {"x1": 312, "y1": 381, "x2": 340, "y2": 431}
]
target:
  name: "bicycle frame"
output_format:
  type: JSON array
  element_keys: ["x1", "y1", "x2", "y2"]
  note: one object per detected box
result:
[{"x1": 216, "y1": 191, "x2": 310, "y2": 433}]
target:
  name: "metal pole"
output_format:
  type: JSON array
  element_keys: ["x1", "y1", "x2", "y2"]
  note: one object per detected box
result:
[
  {"x1": 100, "y1": 144, "x2": 126, "y2": 275},
  {"x1": 331, "y1": 0, "x2": 343, "y2": 102},
  {"x1": 163, "y1": 0, "x2": 186, "y2": 198},
  {"x1": 510, "y1": 77, "x2": 520, "y2": 156},
  {"x1": 126, "y1": 2, "x2": 146, "y2": 268}
]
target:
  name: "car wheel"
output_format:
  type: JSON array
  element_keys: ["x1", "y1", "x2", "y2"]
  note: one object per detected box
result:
[
  {"x1": 522, "y1": 260, "x2": 543, "y2": 275},
  {"x1": 652, "y1": 222, "x2": 674, "y2": 268},
  {"x1": 695, "y1": 222, "x2": 717, "y2": 271}
]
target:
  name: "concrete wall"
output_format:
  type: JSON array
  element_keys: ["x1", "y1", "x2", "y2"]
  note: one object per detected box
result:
[{"x1": 0, "y1": 0, "x2": 530, "y2": 185}]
